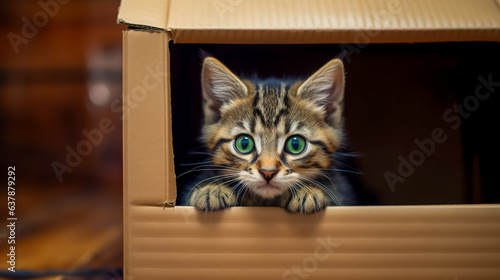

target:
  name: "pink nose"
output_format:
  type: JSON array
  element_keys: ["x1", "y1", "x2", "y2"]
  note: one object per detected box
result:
[{"x1": 259, "y1": 169, "x2": 278, "y2": 181}]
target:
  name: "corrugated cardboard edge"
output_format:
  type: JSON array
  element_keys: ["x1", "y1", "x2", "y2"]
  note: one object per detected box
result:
[{"x1": 118, "y1": 0, "x2": 500, "y2": 43}]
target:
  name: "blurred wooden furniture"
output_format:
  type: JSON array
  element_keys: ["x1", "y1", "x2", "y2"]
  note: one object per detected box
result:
[{"x1": 0, "y1": 0, "x2": 125, "y2": 277}]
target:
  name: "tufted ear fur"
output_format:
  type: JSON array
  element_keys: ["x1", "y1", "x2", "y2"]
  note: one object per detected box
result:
[
  {"x1": 297, "y1": 58, "x2": 345, "y2": 127},
  {"x1": 201, "y1": 57, "x2": 247, "y2": 124}
]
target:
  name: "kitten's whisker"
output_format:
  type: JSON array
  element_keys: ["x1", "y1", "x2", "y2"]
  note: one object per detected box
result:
[
  {"x1": 235, "y1": 181, "x2": 248, "y2": 203},
  {"x1": 333, "y1": 152, "x2": 360, "y2": 158},
  {"x1": 177, "y1": 164, "x2": 240, "y2": 178},
  {"x1": 330, "y1": 160, "x2": 363, "y2": 173},
  {"x1": 177, "y1": 168, "x2": 240, "y2": 178},
  {"x1": 241, "y1": 184, "x2": 251, "y2": 203},
  {"x1": 284, "y1": 171, "x2": 340, "y2": 205},
  {"x1": 177, "y1": 164, "x2": 217, "y2": 178},
  {"x1": 324, "y1": 168, "x2": 363, "y2": 175},
  {"x1": 315, "y1": 172, "x2": 342, "y2": 205},
  {"x1": 187, "y1": 150, "x2": 212, "y2": 156},
  {"x1": 203, "y1": 178, "x2": 241, "y2": 202},
  {"x1": 186, "y1": 175, "x2": 237, "y2": 203},
  {"x1": 292, "y1": 184, "x2": 300, "y2": 198},
  {"x1": 194, "y1": 174, "x2": 237, "y2": 188},
  {"x1": 179, "y1": 161, "x2": 212, "y2": 166},
  {"x1": 286, "y1": 182, "x2": 298, "y2": 198},
  {"x1": 209, "y1": 178, "x2": 241, "y2": 195},
  {"x1": 300, "y1": 176, "x2": 340, "y2": 205},
  {"x1": 295, "y1": 180, "x2": 322, "y2": 216},
  {"x1": 317, "y1": 172, "x2": 338, "y2": 192},
  {"x1": 185, "y1": 173, "x2": 238, "y2": 201},
  {"x1": 235, "y1": 180, "x2": 249, "y2": 204},
  {"x1": 296, "y1": 180, "x2": 316, "y2": 198},
  {"x1": 298, "y1": 170, "x2": 338, "y2": 192},
  {"x1": 184, "y1": 163, "x2": 240, "y2": 170},
  {"x1": 229, "y1": 182, "x2": 244, "y2": 204},
  {"x1": 303, "y1": 177, "x2": 336, "y2": 200},
  {"x1": 282, "y1": 183, "x2": 292, "y2": 197}
]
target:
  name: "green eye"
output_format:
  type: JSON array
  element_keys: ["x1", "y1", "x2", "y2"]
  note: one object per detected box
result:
[
  {"x1": 234, "y1": 135, "x2": 254, "y2": 154},
  {"x1": 285, "y1": 135, "x2": 306, "y2": 154}
]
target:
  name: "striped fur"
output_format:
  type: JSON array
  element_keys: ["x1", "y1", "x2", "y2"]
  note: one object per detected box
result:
[{"x1": 187, "y1": 57, "x2": 349, "y2": 213}]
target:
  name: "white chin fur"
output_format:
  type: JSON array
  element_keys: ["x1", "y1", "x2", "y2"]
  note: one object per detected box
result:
[{"x1": 250, "y1": 182, "x2": 286, "y2": 199}]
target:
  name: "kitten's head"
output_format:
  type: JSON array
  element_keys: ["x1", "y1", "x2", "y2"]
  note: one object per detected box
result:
[{"x1": 201, "y1": 57, "x2": 345, "y2": 200}]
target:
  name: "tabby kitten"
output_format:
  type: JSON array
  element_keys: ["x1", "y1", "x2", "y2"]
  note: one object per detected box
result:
[{"x1": 185, "y1": 56, "x2": 355, "y2": 213}]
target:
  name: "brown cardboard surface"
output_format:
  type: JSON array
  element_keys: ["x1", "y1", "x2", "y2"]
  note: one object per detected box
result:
[
  {"x1": 118, "y1": 0, "x2": 168, "y2": 30},
  {"x1": 122, "y1": 29, "x2": 176, "y2": 207},
  {"x1": 125, "y1": 205, "x2": 500, "y2": 279},
  {"x1": 118, "y1": 0, "x2": 500, "y2": 43}
]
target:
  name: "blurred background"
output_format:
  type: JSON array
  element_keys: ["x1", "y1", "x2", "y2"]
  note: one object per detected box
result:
[{"x1": 0, "y1": 0, "x2": 124, "y2": 278}]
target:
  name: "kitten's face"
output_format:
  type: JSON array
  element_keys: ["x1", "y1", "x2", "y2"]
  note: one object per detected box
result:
[{"x1": 201, "y1": 57, "x2": 345, "y2": 199}]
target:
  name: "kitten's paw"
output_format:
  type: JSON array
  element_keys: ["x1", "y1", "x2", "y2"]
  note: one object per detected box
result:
[
  {"x1": 188, "y1": 184, "x2": 236, "y2": 211},
  {"x1": 286, "y1": 187, "x2": 329, "y2": 213}
]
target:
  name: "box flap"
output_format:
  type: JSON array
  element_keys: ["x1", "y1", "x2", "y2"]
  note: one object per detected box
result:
[
  {"x1": 117, "y1": 0, "x2": 169, "y2": 30},
  {"x1": 118, "y1": 0, "x2": 500, "y2": 43}
]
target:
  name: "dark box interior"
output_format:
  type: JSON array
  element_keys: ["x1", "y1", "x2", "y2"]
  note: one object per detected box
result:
[{"x1": 169, "y1": 42, "x2": 500, "y2": 206}]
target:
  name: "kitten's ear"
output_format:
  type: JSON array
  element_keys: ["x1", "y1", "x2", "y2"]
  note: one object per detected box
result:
[
  {"x1": 201, "y1": 57, "x2": 247, "y2": 124},
  {"x1": 297, "y1": 58, "x2": 345, "y2": 127}
]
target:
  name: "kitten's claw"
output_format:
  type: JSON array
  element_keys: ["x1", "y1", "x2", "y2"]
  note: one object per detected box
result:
[
  {"x1": 189, "y1": 184, "x2": 236, "y2": 211},
  {"x1": 286, "y1": 187, "x2": 329, "y2": 213}
]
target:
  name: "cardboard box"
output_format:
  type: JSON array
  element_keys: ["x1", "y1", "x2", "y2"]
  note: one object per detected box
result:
[{"x1": 119, "y1": 0, "x2": 500, "y2": 279}]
